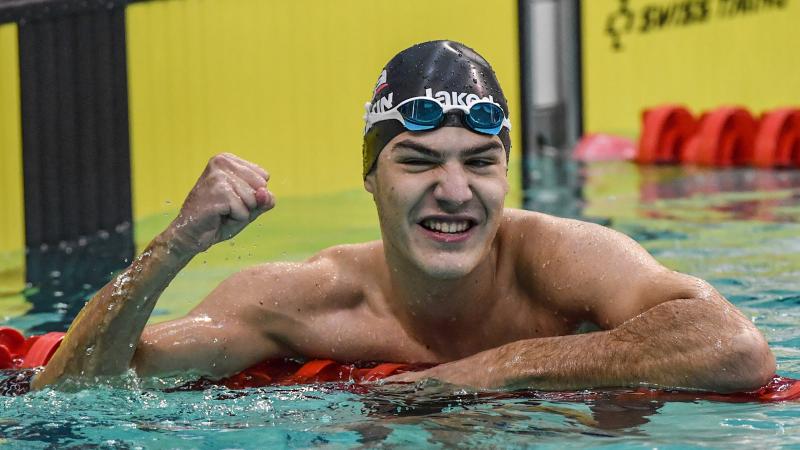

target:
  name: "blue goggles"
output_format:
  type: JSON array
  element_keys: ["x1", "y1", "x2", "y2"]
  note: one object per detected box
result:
[{"x1": 364, "y1": 96, "x2": 512, "y2": 136}]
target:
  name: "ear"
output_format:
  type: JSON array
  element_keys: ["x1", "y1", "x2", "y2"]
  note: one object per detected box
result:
[{"x1": 364, "y1": 172, "x2": 376, "y2": 194}]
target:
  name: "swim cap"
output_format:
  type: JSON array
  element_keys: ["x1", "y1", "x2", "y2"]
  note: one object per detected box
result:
[{"x1": 362, "y1": 40, "x2": 511, "y2": 178}]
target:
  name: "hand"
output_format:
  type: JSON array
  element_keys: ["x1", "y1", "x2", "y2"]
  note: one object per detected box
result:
[
  {"x1": 384, "y1": 370, "x2": 428, "y2": 384},
  {"x1": 384, "y1": 363, "x2": 492, "y2": 388},
  {"x1": 168, "y1": 153, "x2": 275, "y2": 255}
]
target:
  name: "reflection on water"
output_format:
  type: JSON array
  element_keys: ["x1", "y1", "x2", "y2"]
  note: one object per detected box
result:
[
  {"x1": 356, "y1": 384, "x2": 664, "y2": 434},
  {"x1": 523, "y1": 151, "x2": 585, "y2": 219},
  {"x1": 1, "y1": 380, "x2": 795, "y2": 448},
  {"x1": 584, "y1": 162, "x2": 800, "y2": 224},
  {"x1": 0, "y1": 381, "x2": 670, "y2": 447},
  {"x1": 527, "y1": 159, "x2": 800, "y2": 224}
]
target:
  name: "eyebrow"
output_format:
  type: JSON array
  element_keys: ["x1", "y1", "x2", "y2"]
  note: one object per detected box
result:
[{"x1": 393, "y1": 139, "x2": 503, "y2": 158}]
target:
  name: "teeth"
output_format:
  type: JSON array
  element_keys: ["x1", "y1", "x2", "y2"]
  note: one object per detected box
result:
[{"x1": 422, "y1": 219, "x2": 471, "y2": 233}]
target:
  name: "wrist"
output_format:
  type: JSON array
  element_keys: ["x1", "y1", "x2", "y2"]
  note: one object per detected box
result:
[{"x1": 152, "y1": 227, "x2": 198, "y2": 268}]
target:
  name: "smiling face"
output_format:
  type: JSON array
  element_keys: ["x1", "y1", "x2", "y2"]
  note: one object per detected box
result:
[{"x1": 364, "y1": 126, "x2": 509, "y2": 279}]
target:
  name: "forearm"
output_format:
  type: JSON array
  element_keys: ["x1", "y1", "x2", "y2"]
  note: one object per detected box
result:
[
  {"x1": 421, "y1": 298, "x2": 775, "y2": 392},
  {"x1": 31, "y1": 228, "x2": 194, "y2": 389}
]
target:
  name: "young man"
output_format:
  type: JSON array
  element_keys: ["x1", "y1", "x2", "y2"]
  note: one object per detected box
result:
[{"x1": 32, "y1": 41, "x2": 774, "y2": 392}]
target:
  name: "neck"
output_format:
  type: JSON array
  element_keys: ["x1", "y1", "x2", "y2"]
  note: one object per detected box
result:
[{"x1": 382, "y1": 240, "x2": 500, "y2": 353}]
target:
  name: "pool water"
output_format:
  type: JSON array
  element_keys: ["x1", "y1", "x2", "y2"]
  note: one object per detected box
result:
[{"x1": 4, "y1": 162, "x2": 800, "y2": 448}]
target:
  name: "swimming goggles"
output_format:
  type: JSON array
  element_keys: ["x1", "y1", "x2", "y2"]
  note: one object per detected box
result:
[{"x1": 364, "y1": 96, "x2": 511, "y2": 135}]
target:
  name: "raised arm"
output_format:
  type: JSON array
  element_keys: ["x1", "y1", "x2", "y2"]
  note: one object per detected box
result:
[
  {"x1": 32, "y1": 153, "x2": 276, "y2": 389},
  {"x1": 389, "y1": 215, "x2": 775, "y2": 393}
]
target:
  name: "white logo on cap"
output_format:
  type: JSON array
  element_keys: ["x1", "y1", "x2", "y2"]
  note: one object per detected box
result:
[
  {"x1": 366, "y1": 84, "x2": 497, "y2": 117},
  {"x1": 370, "y1": 93, "x2": 394, "y2": 114},
  {"x1": 425, "y1": 88, "x2": 494, "y2": 107}
]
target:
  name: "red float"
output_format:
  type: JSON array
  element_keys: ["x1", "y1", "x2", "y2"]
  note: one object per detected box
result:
[
  {"x1": 679, "y1": 112, "x2": 707, "y2": 164},
  {"x1": 637, "y1": 105, "x2": 697, "y2": 164},
  {"x1": 692, "y1": 107, "x2": 758, "y2": 166},
  {"x1": 753, "y1": 108, "x2": 800, "y2": 168},
  {"x1": 19, "y1": 333, "x2": 65, "y2": 368},
  {"x1": 0, "y1": 327, "x2": 25, "y2": 354},
  {"x1": 2, "y1": 327, "x2": 800, "y2": 403},
  {"x1": 0, "y1": 328, "x2": 64, "y2": 370}
]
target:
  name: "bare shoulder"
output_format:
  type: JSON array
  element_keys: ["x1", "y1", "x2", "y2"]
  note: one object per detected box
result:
[
  {"x1": 302, "y1": 240, "x2": 386, "y2": 309},
  {"x1": 499, "y1": 208, "x2": 705, "y2": 327},
  {"x1": 501, "y1": 208, "x2": 628, "y2": 243},
  {"x1": 499, "y1": 208, "x2": 655, "y2": 272},
  {"x1": 226, "y1": 241, "x2": 384, "y2": 314},
  {"x1": 171, "y1": 242, "x2": 385, "y2": 365}
]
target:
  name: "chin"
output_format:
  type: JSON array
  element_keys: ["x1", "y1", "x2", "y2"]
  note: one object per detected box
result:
[{"x1": 412, "y1": 251, "x2": 483, "y2": 280}]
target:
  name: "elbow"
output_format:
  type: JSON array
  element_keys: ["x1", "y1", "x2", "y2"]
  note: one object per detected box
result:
[{"x1": 716, "y1": 328, "x2": 776, "y2": 392}]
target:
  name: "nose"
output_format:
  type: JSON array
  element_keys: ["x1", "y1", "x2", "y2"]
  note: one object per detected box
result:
[{"x1": 433, "y1": 164, "x2": 473, "y2": 209}]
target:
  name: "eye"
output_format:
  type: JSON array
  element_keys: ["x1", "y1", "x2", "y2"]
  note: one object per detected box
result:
[
  {"x1": 399, "y1": 158, "x2": 434, "y2": 166},
  {"x1": 466, "y1": 158, "x2": 496, "y2": 168}
]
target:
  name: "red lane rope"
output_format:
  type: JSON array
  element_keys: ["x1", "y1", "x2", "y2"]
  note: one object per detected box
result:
[{"x1": 3, "y1": 327, "x2": 798, "y2": 402}]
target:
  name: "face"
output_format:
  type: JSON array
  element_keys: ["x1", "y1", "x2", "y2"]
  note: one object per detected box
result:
[{"x1": 364, "y1": 126, "x2": 509, "y2": 279}]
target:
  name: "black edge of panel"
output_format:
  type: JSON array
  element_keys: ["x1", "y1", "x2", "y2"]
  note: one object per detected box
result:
[
  {"x1": 75, "y1": 11, "x2": 99, "y2": 234},
  {"x1": 17, "y1": 2, "x2": 135, "y2": 332},
  {"x1": 109, "y1": 7, "x2": 132, "y2": 234},
  {"x1": 92, "y1": 9, "x2": 116, "y2": 232},
  {"x1": 516, "y1": 0, "x2": 531, "y2": 192},
  {"x1": 574, "y1": 0, "x2": 584, "y2": 136},
  {"x1": 0, "y1": 0, "x2": 130, "y2": 25},
  {"x1": 37, "y1": 18, "x2": 61, "y2": 242},
  {"x1": 18, "y1": 21, "x2": 42, "y2": 246},
  {"x1": 55, "y1": 14, "x2": 80, "y2": 240}
]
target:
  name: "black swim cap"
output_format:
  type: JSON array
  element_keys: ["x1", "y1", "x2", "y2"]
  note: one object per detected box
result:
[{"x1": 362, "y1": 40, "x2": 511, "y2": 178}]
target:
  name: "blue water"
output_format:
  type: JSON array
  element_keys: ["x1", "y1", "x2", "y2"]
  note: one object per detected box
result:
[
  {"x1": 4, "y1": 162, "x2": 800, "y2": 448},
  {"x1": 5, "y1": 381, "x2": 800, "y2": 448}
]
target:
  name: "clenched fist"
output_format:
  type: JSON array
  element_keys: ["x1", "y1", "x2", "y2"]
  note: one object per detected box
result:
[{"x1": 168, "y1": 153, "x2": 275, "y2": 255}]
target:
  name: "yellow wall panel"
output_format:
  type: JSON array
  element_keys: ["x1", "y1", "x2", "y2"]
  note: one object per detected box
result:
[
  {"x1": 582, "y1": 0, "x2": 800, "y2": 137},
  {"x1": 0, "y1": 23, "x2": 25, "y2": 293},
  {"x1": 126, "y1": 0, "x2": 521, "y2": 226}
]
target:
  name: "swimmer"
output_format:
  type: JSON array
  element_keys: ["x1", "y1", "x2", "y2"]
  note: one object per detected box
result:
[{"x1": 32, "y1": 40, "x2": 774, "y2": 392}]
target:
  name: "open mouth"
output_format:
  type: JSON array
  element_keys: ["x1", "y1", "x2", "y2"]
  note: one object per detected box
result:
[{"x1": 418, "y1": 218, "x2": 475, "y2": 234}]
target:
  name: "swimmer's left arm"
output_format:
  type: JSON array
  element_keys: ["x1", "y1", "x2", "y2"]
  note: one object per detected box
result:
[
  {"x1": 387, "y1": 291, "x2": 775, "y2": 392},
  {"x1": 387, "y1": 216, "x2": 775, "y2": 392}
]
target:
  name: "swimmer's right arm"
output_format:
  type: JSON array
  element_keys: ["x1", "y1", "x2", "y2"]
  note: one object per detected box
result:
[{"x1": 31, "y1": 153, "x2": 276, "y2": 390}]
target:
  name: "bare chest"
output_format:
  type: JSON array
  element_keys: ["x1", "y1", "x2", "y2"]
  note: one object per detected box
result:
[{"x1": 290, "y1": 291, "x2": 577, "y2": 364}]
